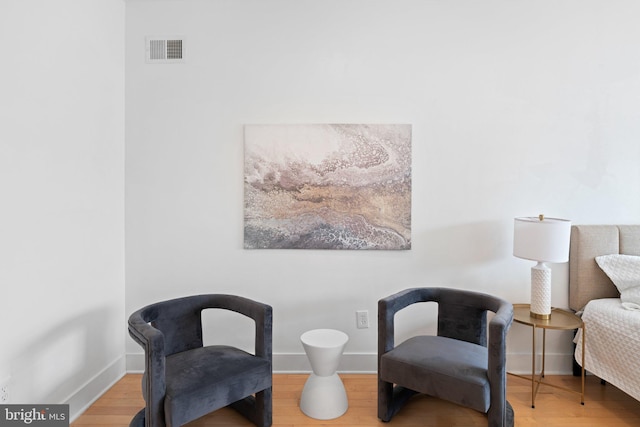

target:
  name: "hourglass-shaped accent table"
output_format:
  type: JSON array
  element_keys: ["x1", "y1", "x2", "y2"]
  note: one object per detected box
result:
[{"x1": 299, "y1": 329, "x2": 349, "y2": 420}]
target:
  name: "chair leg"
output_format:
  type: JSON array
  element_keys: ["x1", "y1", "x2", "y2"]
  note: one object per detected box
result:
[
  {"x1": 256, "y1": 387, "x2": 272, "y2": 427},
  {"x1": 230, "y1": 388, "x2": 272, "y2": 427},
  {"x1": 487, "y1": 400, "x2": 514, "y2": 427},
  {"x1": 378, "y1": 379, "x2": 394, "y2": 422},
  {"x1": 128, "y1": 409, "x2": 145, "y2": 427},
  {"x1": 378, "y1": 379, "x2": 417, "y2": 422},
  {"x1": 506, "y1": 400, "x2": 514, "y2": 427}
]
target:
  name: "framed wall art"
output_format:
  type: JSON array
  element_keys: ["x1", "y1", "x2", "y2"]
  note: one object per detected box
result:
[{"x1": 244, "y1": 124, "x2": 411, "y2": 250}]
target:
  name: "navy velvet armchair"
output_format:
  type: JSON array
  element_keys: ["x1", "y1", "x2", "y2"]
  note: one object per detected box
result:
[
  {"x1": 378, "y1": 287, "x2": 514, "y2": 427},
  {"x1": 128, "y1": 294, "x2": 272, "y2": 427}
]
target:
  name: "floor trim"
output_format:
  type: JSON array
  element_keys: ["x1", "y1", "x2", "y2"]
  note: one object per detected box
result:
[
  {"x1": 65, "y1": 356, "x2": 126, "y2": 423},
  {"x1": 126, "y1": 352, "x2": 576, "y2": 375}
]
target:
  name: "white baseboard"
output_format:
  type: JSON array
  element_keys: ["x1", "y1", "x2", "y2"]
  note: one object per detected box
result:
[
  {"x1": 125, "y1": 352, "x2": 145, "y2": 373},
  {"x1": 507, "y1": 352, "x2": 576, "y2": 375},
  {"x1": 65, "y1": 356, "x2": 126, "y2": 423},
  {"x1": 127, "y1": 351, "x2": 576, "y2": 375}
]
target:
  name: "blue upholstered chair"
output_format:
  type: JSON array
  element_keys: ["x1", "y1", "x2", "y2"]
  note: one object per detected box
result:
[
  {"x1": 378, "y1": 288, "x2": 514, "y2": 427},
  {"x1": 128, "y1": 294, "x2": 272, "y2": 427}
]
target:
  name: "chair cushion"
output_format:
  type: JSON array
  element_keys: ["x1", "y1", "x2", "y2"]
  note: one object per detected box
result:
[
  {"x1": 164, "y1": 345, "x2": 272, "y2": 426},
  {"x1": 380, "y1": 335, "x2": 489, "y2": 413}
]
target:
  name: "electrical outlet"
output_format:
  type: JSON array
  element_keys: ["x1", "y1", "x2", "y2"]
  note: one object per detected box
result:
[
  {"x1": 356, "y1": 310, "x2": 369, "y2": 329},
  {"x1": 0, "y1": 376, "x2": 10, "y2": 404}
]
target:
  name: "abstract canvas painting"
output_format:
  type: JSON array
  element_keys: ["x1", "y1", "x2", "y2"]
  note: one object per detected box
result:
[{"x1": 244, "y1": 124, "x2": 411, "y2": 250}]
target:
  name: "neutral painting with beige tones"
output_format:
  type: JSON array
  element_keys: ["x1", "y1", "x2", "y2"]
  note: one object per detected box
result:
[{"x1": 244, "y1": 124, "x2": 411, "y2": 250}]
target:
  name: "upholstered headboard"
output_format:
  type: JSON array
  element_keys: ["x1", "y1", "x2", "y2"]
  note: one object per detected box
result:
[{"x1": 569, "y1": 225, "x2": 640, "y2": 311}]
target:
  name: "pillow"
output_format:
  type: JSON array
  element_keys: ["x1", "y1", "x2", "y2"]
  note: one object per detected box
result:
[{"x1": 595, "y1": 254, "x2": 640, "y2": 311}]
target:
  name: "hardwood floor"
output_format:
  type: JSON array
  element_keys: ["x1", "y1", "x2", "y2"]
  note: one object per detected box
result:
[{"x1": 72, "y1": 374, "x2": 640, "y2": 426}]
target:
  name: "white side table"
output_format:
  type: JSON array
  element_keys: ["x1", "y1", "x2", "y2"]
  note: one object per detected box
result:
[{"x1": 299, "y1": 329, "x2": 349, "y2": 419}]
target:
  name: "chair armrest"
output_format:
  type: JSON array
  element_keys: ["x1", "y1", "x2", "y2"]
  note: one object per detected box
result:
[
  {"x1": 487, "y1": 301, "x2": 514, "y2": 408},
  {"x1": 237, "y1": 298, "x2": 272, "y2": 362},
  {"x1": 201, "y1": 294, "x2": 273, "y2": 362},
  {"x1": 378, "y1": 288, "x2": 438, "y2": 356},
  {"x1": 128, "y1": 311, "x2": 167, "y2": 427},
  {"x1": 488, "y1": 301, "x2": 513, "y2": 371}
]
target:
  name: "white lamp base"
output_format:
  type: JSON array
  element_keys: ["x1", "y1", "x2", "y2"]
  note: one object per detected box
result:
[{"x1": 530, "y1": 262, "x2": 551, "y2": 319}]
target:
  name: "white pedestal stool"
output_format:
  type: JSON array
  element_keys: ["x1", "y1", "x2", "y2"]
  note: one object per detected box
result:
[{"x1": 299, "y1": 329, "x2": 349, "y2": 420}]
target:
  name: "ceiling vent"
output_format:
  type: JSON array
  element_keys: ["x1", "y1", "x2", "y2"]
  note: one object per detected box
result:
[{"x1": 146, "y1": 37, "x2": 185, "y2": 63}]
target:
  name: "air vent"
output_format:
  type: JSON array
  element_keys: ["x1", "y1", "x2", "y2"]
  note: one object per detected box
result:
[{"x1": 146, "y1": 36, "x2": 185, "y2": 63}]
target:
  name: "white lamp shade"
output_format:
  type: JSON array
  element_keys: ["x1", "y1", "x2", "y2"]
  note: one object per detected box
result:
[{"x1": 513, "y1": 217, "x2": 571, "y2": 263}]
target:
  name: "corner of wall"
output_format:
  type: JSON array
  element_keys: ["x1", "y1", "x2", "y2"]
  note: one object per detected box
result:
[{"x1": 66, "y1": 356, "x2": 126, "y2": 423}]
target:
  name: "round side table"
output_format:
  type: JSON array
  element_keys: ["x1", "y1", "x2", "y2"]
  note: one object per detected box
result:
[
  {"x1": 299, "y1": 329, "x2": 349, "y2": 420},
  {"x1": 510, "y1": 304, "x2": 585, "y2": 408}
]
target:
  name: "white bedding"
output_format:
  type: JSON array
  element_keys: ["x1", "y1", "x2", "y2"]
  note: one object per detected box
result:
[{"x1": 574, "y1": 298, "x2": 640, "y2": 401}]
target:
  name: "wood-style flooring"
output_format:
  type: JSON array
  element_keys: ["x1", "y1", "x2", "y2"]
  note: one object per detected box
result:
[{"x1": 71, "y1": 374, "x2": 640, "y2": 426}]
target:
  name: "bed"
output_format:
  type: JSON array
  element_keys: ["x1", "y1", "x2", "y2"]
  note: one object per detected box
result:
[{"x1": 569, "y1": 224, "x2": 640, "y2": 401}]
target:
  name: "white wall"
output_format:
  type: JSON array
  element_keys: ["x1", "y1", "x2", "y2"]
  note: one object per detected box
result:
[
  {"x1": 0, "y1": 0, "x2": 125, "y2": 419},
  {"x1": 125, "y1": 0, "x2": 640, "y2": 373}
]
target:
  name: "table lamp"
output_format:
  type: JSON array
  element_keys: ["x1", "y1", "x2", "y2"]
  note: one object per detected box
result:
[{"x1": 513, "y1": 215, "x2": 571, "y2": 319}]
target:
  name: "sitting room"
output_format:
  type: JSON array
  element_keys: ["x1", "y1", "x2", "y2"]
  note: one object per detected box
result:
[{"x1": 2, "y1": 1, "x2": 639, "y2": 426}]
